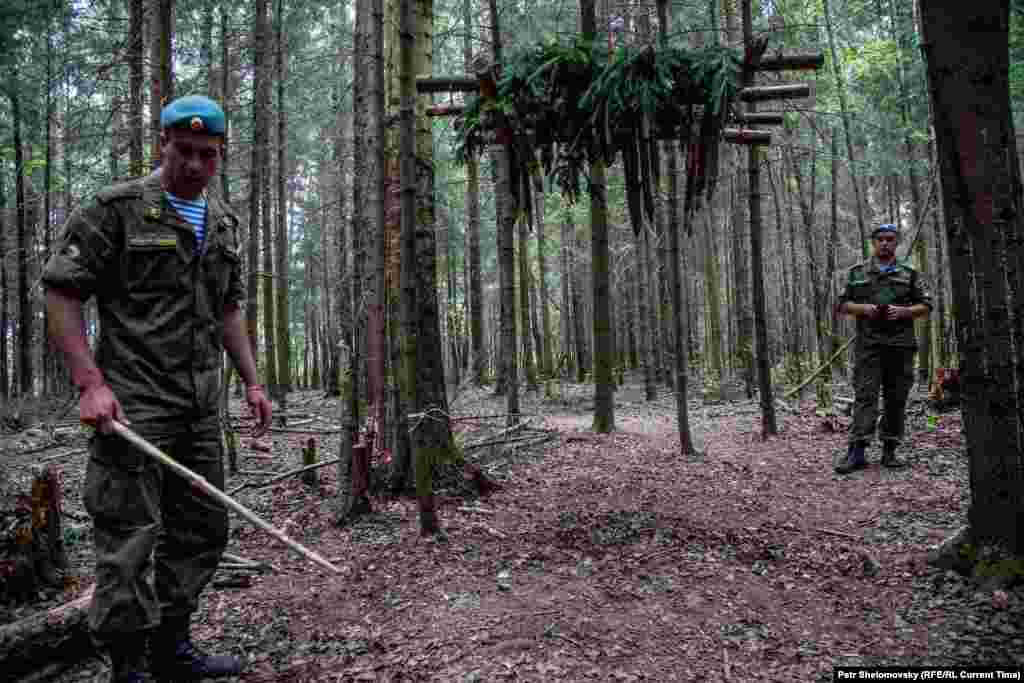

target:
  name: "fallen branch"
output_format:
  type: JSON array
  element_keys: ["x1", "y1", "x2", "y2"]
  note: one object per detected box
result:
[
  {"x1": 0, "y1": 586, "x2": 94, "y2": 680},
  {"x1": 783, "y1": 335, "x2": 856, "y2": 399},
  {"x1": 250, "y1": 457, "x2": 342, "y2": 489},
  {"x1": 463, "y1": 432, "x2": 555, "y2": 452},
  {"x1": 111, "y1": 421, "x2": 343, "y2": 575}
]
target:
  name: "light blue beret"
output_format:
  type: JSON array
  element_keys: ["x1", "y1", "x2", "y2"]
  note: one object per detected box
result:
[
  {"x1": 160, "y1": 95, "x2": 226, "y2": 135},
  {"x1": 872, "y1": 223, "x2": 899, "y2": 238}
]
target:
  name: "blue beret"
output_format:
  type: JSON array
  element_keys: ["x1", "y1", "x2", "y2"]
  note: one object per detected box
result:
[
  {"x1": 160, "y1": 95, "x2": 226, "y2": 135},
  {"x1": 872, "y1": 223, "x2": 899, "y2": 237}
]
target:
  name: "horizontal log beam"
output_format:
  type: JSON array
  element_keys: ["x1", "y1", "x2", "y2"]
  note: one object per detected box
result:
[
  {"x1": 739, "y1": 83, "x2": 811, "y2": 103},
  {"x1": 722, "y1": 128, "x2": 772, "y2": 145},
  {"x1": 426, "y1": 105, "x2": 466, "y2": 117},
  {"x1": 756, "y1": 51, "x2": 825, "y2": 71},
  {"x1": 735, "y1": 112, "x2": 785, "y2": 125},
  {"x1": 417, "y1": 76, "x2": 478, "y2": 94}
]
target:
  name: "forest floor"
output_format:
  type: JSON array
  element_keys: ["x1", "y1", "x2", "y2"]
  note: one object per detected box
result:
[{"x1": 4, "y1": 371, "x2": 1024, "y2": 682}]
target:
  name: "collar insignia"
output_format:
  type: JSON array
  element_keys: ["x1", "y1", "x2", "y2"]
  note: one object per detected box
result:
[{"x1": 144, "y1": 206, "x2": 161, "y2": 221}]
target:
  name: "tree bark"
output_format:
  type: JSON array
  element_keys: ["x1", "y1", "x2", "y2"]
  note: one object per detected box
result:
[
  {"x1": 920, "y1": 1, "x2": 1024, "y2": 552},
  {"x1": 275, "y1": 0, "x2": 291, "y2": 398},
  {"x1": 518, "y1": 209, "x2": 537, "y2": 389},
  {"x1": 742, "y1": 0, "x2": 776, "y2": 436},
  {"x1": 581, "y1": 0, "x2": 614, "y2": 433},
  {"x1": 248, "y1": 0, "x2": 269, "y2": 375},
  {"x1": 823, "y1": 0, "x2": 868, "y2": 259},
  {"x1": 11, "y1": 92, "x2": 31, "y2": 397},
  {"x1": 535, "y1": 188, "x2": 553, "y2": 379}
]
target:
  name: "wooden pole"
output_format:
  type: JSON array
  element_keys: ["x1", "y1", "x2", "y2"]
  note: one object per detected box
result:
[
  {"x1": 739, "y1": 83, "x2": 812, "y2": 102},
  {"x1": 110, "y1": 421, "x2": 344, "y2": 575}
]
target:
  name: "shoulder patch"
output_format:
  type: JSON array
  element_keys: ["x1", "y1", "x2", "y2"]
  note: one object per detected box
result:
[{"x1": 96, "y1": 180, "x2": 145, "y2": 205}]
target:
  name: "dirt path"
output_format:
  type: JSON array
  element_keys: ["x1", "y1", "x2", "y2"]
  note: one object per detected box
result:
[{"x1": 18, "y1": 377, "x2": 1024, "y2": 681}]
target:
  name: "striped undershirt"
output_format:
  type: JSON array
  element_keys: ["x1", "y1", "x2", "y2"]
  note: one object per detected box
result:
[{"x1": 165, "y1": 192, "x2": 208, "y2": 252}]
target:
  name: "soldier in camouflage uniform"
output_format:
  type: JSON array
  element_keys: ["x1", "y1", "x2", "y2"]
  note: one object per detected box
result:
[
  {"x1": 834, "y1": 223, "x2": 932, "y2": 474},
  {"x1": 43, "y1": 96, "x2": 272, "y2": 683}
]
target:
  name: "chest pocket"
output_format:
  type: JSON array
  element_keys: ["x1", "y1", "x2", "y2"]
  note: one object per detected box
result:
[
  {"x1": 880, "y1": 273, "x2": 913, "y2": 304},
  {"x1": 848, "y1": 277, "x2": 872, "y2": 302},
  {"x1": 204, "y1": 234, "x2": 241, "y2": 303},
  {"x1": 123, "y1": 234, "x2": 186, "y2": 293}
]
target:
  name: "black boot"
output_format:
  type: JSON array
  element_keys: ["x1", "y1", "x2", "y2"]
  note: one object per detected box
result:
[
  {"x1": 835, "y1": 441, "x2": 867, "y2": 474},
  {"x1": 881, "y1": 441, "x2": 907, "y2": 468},
  {"x1": 152, "y1": 618, "x2": 243, "y2": 681},
  {"x1": 107, "y1": 634, "x2": 154, "y2": 683}
]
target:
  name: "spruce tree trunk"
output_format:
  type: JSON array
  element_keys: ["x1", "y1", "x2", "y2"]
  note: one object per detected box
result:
[
  {"x1": 518, "y1": 214, "x2": 537, "y2": 389},
  {"x1": 463, "y1": 0, "x2": 484, "y2": 386},
  {"x1": 920, "y1": 1, "x2": 1024, "y2": 552},
  {"x1": 823, "y1": 0, "x2": 868, "y2": 259},
  {"x1": 12, "y1": 93, "x2": 31, "y2": 397},
  {"x1": 560, "y1": 206, "x2": 574, "y2": 379},
  {"x1": 274, "y1": 0, "x2": 290, "y2": 398},
  {"x1": 581, "y1": 0, "x2": 614, "y2": 433},
  {"x1": 128, "y1": 0, "x2": 144, "y2": 176},
  {"x1": 247, "y1": 0, "x2": 268, "y2": 376},
  {"x1": 535, "y1": 191, "x2": 553, "y2": 379},
  {"x1": 490, "y1": 0, "x2": 519, "y2": 424},
  {"x1": 742, "y1": 0, "x2": 776, "y2": 435},
  {"x1": 703, "y1": 208, "x2": 724, "y2": 399}
]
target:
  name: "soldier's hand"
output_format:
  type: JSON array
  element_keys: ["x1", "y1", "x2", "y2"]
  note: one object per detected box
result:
[
  {"x1": 246, "y1": 384, "x2": 272, "y2": 438},
  {"x1": 886, "y1": 305, "x2": 911, "y2": 320},
  {"x1": 861, "y1": 304, "x2": 880, "y2": 319},
  {"x1": 80, "y1": 383, "x2": 127, "y2": 434}
]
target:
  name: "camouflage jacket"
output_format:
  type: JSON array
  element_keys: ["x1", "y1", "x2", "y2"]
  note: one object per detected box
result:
[
  {"x1": 838, "y1": 256, "x2": 932, "y2": 348},
  {"x1": 42, "y1": 172, "x2": 244, "y2": 425}
]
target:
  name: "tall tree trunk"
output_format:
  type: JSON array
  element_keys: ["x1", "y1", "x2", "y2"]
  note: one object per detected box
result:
[
  {"x1": 261, "y1": 10, "x2": 278, "y2": 399},
  {"x1": 247, "y1": 0, "x2": 268, "y2": 374},
  {"x1": 742, "y1": 0, "x2": 776, "y2": 436},
  {"x1": 535, "y1": 190, "x2": 553, "y2": 379},
  {"x1": 400, "y1": 0, "x2": 450, "y2": 535},
  {"x1": 44, "y1": 27, "x2": 56, "y2": 394},
  {"x1": 463, "y1": 0, "x2": 484, "y2": 386},
  {"x1": 490, "y1": 0, "x2": 519, "y2": 425},
  {"x1": 150, "y1": 0, "x2": 175, "y2": 169},
  {"x1": 275, "y1": 0, "x2": 290, "y2": 399},
  {"x1": 518, "y1": 213, "x2": 537, "y2": 389},
  {"x1": 219, "y1": 7, "x2": 231, "y2": 199},
  {"x1": 702, "y1": 207, "x2": 723, "y2": 399},
  {"x1": 129, "y1": 0, "x2": 144, "y2": 176},
  {"x1": 11, "y1": 93, "x2": 31, "y2": 397},
  {"x1": 789, "y1": 140, "x2": 832, "y2": 409},
  {"x1": 559, "y1": 205, "x2": 574, "y2": 379},
  {"x1": 920, "y1": 1, "x2": 1024, "y2": 553},
  {"x1": 829, "y1": 128, "x2": 842, "y2": 375},
  {"x1": 0, "y1": 168, "x2": 7, "y2": 400},
  {"x1": 581, "y1": 0, "x2": 614, "y2": 433},
  {"x1": 823, "y1": 0, "x2": 868, "y2": 258}
]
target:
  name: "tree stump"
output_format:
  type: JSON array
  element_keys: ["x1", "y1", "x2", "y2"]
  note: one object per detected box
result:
[{"x1": 0, "y1": 465, "x2": 68, "y2": 604}]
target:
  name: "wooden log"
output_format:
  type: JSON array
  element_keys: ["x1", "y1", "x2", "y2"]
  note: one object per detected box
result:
[
  {"x1": 735, "y1": 112, "x2": 785, "y2": 125},
  {"x1": 0, "y1": 586, "x2": 94, "y2": 680},
  {"x1": 427, "y1": 105, "x2": 466, "y2": 117},
  {"x1": 738, "y1": 83, "x2": 812, "y2": 103},
  {"x1": 417, "y1": 76, "x2": 478, "y2": 94},
  {"x1": 722, "y1": 128, "x2": 772, "y2": 145},
  {"x1": 755, "y1": 50, "x2": 825, "y2": 71}
]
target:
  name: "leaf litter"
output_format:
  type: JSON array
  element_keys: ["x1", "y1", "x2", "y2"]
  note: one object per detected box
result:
[{"x1": 15, "y1": 375, "x2": 1024, "y2": 681}]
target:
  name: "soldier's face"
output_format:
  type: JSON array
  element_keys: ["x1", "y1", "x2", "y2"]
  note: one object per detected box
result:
[
  {"x1": 160, "y1": 129, "x2": 222, "y2": 199},
  {"x1": 872, "y1": 233, "x2": 897, "y2": 261}
]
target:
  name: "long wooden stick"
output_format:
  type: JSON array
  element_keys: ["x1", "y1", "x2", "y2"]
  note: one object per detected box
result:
[
  {"x1": 783, "y1": 334, "x2": 856, "y2": 399},
  {"x1": 110, "y1": 421, "x2": 344, "y2": 575}
]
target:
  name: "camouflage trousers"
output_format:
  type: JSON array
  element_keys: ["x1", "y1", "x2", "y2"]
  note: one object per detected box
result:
[
  {"x1": 849, "y1": 345, "x2": 916, "y2": 445},
  {"x1": 84, "y1": 416, "x2": 228, "y2": 646}
]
